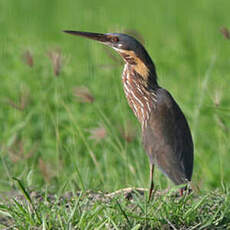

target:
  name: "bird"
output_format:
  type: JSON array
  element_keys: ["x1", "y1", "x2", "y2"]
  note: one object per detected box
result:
[{"x1": 64, "y1": 30, "x2": 194, "y2": 199}]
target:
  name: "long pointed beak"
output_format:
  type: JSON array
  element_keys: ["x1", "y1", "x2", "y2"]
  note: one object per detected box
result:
[{"x1": 63, "y1": 30, "x2": 109, "y2": 43}]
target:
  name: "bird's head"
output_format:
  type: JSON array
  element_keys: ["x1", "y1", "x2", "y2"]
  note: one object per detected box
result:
[
  {"x1": 64, "y1": 31, "x2": 140, "y2": 52},
  {"x1": 64, "y1": 31, "x2": 157, "y2": 85}
]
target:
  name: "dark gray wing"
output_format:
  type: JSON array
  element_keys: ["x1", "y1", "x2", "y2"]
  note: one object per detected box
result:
[{"x1": 142, "y1": 88, "x2": 194, "y2": 185}]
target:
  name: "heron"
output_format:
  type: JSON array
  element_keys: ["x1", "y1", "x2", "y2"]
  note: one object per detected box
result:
[{"x1": 64, "y1": 31, "x2": 194, "y2": 199}]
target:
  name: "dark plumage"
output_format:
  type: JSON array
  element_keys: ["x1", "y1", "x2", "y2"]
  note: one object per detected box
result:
[
  {"x1": 143, "y1": 88, "x2": 193, "y2": 184},
  {"x1": 64, "y1": 30, "x2": 194, "y2": 199}
]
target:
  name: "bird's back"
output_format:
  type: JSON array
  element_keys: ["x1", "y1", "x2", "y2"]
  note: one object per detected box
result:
[{"x1": 142, "y1": 88, "x2": 193, "y2": 185}]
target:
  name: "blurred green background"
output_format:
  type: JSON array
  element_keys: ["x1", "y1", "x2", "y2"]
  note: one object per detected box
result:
[{"x1": 0, "y1": 0, "x2": 230, "y2": 194}]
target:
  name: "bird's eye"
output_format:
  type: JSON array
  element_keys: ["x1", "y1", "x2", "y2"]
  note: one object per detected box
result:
[{"x1": 111, "y1": 37, "x2": 119, "y2": 43}]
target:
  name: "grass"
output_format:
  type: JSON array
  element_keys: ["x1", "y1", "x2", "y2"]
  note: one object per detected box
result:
[
  {"x1": 0, "y1": 0, "x2": 230, "y2": 228},
  {"x1": 1, "y1": 180, "x2": 230, "y2": 229}
]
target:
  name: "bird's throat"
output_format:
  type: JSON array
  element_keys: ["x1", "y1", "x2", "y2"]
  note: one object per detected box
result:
[
  {"x1": 118, "y1": 50, "x2": 150, "y2": 81},
  {"x1": 122, "y1": 64, "x2": 157, "y2": 128}
]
